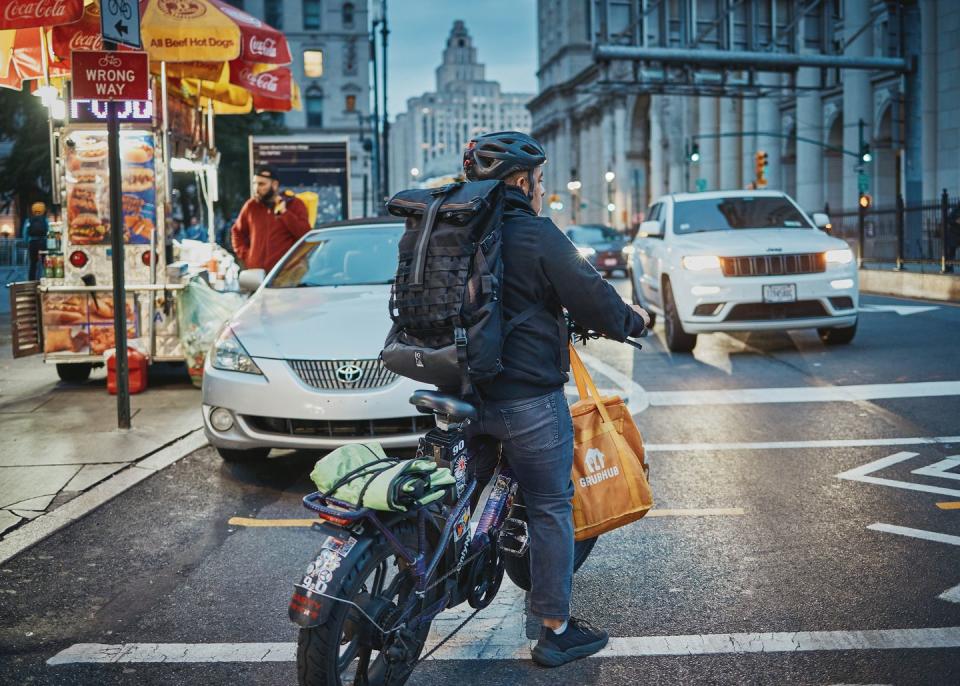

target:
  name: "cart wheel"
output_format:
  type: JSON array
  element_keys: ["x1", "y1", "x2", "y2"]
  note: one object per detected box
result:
[{"x1": 56, "y1": 363, "x2": 92, "y2": 383}]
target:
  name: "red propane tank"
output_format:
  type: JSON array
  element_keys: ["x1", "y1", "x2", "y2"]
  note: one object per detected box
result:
[{"x1": 107, "y1": 348, "x2": 148, "y2": 395}]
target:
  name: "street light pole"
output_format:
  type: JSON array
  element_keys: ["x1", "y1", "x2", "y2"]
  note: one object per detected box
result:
[
  {"x1": 369, "y1": 19, "x2": 381, "y2": 213},
  {"x1": 380, "y1": 0, "x2": 390, "y2": 202}
]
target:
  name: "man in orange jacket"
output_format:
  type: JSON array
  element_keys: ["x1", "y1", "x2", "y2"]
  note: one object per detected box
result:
[{"x1": 231, "y1": 166, "x2": 312, "y2": 272}]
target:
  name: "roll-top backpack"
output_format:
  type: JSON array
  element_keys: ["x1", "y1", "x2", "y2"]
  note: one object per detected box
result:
[
  {"x1": 27, "y1": 215, "x2": 46, "y2": 239},
  {"x1": 382, "y1": 180, "x2": 540, "y2": 394}
]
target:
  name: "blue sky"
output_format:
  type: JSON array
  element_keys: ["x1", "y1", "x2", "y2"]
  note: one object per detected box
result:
[{"x1": 384, "y1": 0, "x2": 538, "y2": 118}]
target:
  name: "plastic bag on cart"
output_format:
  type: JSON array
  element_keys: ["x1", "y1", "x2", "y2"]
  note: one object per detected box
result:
[{"x1": 176, "y1": 276, "x2": 245, "y2": 387}]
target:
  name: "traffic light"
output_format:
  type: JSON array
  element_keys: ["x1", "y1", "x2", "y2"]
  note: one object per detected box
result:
[
  {"x1": 688, "y1": 143, "x2": 700, "y2": 163},
  {"x1": 754, "y1": 150, "x2": 768, "y2": 187},
  {"x1": 860, "y1": 143, "x2": 872, "y2": 164},
  {"x1": 859, "y1": 193, "x2": 872, "y2": 209}
]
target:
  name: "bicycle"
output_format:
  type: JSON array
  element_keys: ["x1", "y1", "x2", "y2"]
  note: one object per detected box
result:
[{"x1": 288, "y1": 327, "x2": 644, "y2": 685}]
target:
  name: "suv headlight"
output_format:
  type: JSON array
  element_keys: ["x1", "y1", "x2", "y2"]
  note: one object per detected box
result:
[
  {"x1": 824, "y1": 248, "x2": 854, "y2": 265},
  {"x1": 681, "y1": 255, "x2": 721, "y2": 271},
  {"x1": 577, "y1": 246, "x2": 596, "y2": 257},
  {"x1": 211, "y1": 327, "x2": 263, "y2": 375}
]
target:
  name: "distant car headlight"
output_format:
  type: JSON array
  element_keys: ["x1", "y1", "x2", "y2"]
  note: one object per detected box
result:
[
  {"x1": 211, "y1": 327, "x2": 263, "y2": 375},
  {"x1": 577, "y1": 246, "x2": 597, "y2": 257},
  {"x1": 622, "y1": 244, "x2": 635, "y2": 256},
  {"x1": 824, "y1": 248, "x2": 854, "y2": 265},
  {"x1": 681, "y1": 255, "x2": 721, "y2": 271}
]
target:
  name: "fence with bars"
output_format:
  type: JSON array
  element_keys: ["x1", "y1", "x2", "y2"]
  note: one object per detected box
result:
[
  {"x1": 829, "y1": 189, "x2": 959, "y2": 272},
  {"x1": 0, "y1": 238, "x2": 28, "y2": 268}
]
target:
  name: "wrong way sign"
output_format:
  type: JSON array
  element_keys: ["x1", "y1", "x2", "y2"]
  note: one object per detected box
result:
[{"x1": 71, "y1": 50, "x2": 149, "y2": 100}]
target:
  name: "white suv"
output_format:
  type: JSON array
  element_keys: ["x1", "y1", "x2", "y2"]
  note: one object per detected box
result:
[{"x1": 627, "y1": 190, "x2": 858, "y2": 352}]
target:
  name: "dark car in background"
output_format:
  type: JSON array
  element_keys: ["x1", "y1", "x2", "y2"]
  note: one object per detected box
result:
[{"x1": 563, "y1": 224, "x2": 629, "y2": 276}]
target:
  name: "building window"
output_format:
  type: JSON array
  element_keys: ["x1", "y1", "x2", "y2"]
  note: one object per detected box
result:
[
  {"x1": 304, "y1": 0, "x2": 321, "y2": 30},
  {"x1": 343, "y1": 40, "x2": 357, "y2": 75},
  {"x1": 304, "y1": 50, "x2": 324, "y2": 78},
  {"x1": 264, "y1": 0, "x2": 282, "y2": 29},
  {"x1": 342, "y1": 2, "x2": 355, "y2": 29},
  {"x1": 345, "y1": 94, "x2": 356, "y2": 112},
  {"x1": 306, "y1": 88, "x2": 324, "y2": 128}
]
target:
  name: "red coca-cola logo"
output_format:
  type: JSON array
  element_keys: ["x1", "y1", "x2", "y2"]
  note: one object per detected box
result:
[
  {"x1": 69, "y1": 32, "x2": 101, "y2": 51},
  {"x1": 249, "y1": 37, "x2": 277, "y2": 58},
  {"x1": 4, "y1": 0, "x2": 70, "y2": 23},
  {"x1": 255, "y1": 71, "x2": 279, "y2": 92}
]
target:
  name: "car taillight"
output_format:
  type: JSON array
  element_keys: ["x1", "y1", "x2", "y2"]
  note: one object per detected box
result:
[{"x1": 69, "y1": 250, "x2": 88, "y2": 268}]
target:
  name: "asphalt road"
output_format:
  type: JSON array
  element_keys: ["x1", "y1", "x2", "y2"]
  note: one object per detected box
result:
[{"x1": 2, "y1": 281, "x2": 959, "y2": 685}]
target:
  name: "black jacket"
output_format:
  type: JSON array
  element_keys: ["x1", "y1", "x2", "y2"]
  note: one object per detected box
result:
[{"x1": 479, "y1": 186, "x2": 646, "y2": 400}]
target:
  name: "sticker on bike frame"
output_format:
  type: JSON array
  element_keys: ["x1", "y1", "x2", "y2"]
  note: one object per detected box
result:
[{"x1": 455, "y1": 508, "x2": 470, "y2": 540}]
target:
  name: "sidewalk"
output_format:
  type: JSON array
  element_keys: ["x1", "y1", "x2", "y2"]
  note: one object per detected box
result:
[{"x1": 0, "y1": 313, "x2": 204, "y2": 545}]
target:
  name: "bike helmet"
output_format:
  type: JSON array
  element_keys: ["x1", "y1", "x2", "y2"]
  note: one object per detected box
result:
[{"x1": 462, "y1": 131, "x2": 546, "y2": 182}]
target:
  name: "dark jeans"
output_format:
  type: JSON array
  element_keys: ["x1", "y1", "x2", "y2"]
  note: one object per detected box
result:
[
  {"x1": 467, "y1": 388, "x2": 575, "y2": 620},
  {"x1": 28, "y1": 239, "x2": 45, "y2": 281}
]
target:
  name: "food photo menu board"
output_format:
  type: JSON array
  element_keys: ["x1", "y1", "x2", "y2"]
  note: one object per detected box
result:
[
  {"x1": 42, "y1": 293, "x2": 138, "y2": 356},
  {"x1": 64, "y1": 131, "x2": 157, "y2": 246}
]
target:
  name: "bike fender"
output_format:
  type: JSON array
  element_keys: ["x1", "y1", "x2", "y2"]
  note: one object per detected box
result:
[{"x1": 288, "y1": 523, "x2": 374, "y2": 628}]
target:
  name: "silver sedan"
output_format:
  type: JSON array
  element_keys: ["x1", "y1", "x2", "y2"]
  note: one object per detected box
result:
[{"x1": 201, "y1": 219, "x2": 429, "y2": 461}]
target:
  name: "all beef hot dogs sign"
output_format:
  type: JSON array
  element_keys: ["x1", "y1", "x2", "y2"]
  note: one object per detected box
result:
[{"x1": 71, "y1": 51, "x2": 149, "y2": 101}]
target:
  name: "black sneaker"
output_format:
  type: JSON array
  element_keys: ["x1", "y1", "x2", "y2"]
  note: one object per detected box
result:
[{"x1": 531, "y1": 617, "x2": 609, "y2": 667}]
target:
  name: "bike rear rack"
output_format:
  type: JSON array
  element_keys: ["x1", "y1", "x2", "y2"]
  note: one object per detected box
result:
[{"x1": 302, "y1": 491, "x2": 373, "y2": 521}]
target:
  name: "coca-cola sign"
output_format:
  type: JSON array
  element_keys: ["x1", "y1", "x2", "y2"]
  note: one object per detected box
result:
[
  {"x1": 0, "y1": 0, "x2": 83, "y2": 29},
  {"x1": 249, "y1": 36, "x2": 277, "y2": 59},
  {"x1": 229, "y1": 61, "x2": 291, "y2": 99},
  {"x1": 51, "y1": 3, "x2": 101, "y2": 62}
]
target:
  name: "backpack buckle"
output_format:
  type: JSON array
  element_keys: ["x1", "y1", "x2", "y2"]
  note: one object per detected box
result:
[{"x1": 453, "y1": 327, "x2": 467, "y2": 348}]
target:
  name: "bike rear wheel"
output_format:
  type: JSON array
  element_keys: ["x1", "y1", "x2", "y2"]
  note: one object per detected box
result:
[{"x1": 297, "y1": 528, "x2": 428, "y2": 686}]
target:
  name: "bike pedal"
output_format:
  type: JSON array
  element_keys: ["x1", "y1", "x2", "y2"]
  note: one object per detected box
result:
[{"x1": 498, "y1": 518, "x2": 529, "y2": 557}]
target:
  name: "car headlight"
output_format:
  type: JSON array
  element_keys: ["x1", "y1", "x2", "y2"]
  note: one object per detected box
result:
[
  {"x1": 681, "y1": 255, "x2": 721, "y2": 271},
  {"x1": 211, "y1": 327, "x2": 263, "y2": 375},
  {"x1": 577, "y1": 246, "x2": 597, "y2": 257},
  {"x1": 824, "y1": 247, "x2": 854, "y2": 265},
  {"x1": 622, "y1": 244, "x2": 635, "y2": 256}
]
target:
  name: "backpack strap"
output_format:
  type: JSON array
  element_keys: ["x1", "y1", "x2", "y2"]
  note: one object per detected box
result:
[
  {"x1": 454, "y1": 325, "x2": 471, "y2": 397},
  {"x1": 410, "y1": 186, "x2": 456, "y2": 286},
  {"x1": 502, "y1": 302, "x2": 545, "y2": 339}
]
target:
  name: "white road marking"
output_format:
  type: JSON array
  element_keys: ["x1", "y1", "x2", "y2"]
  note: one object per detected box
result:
[
  {"x1": 938, "y1": 583, "x2": 960, "y2": 604},
  {"x1": 0, "y1": 430, "x2": 208, "y2": 565},
  {"x1": 866, "y1": 523, "x2": 960, "y2": 547},
  {"x1": 911, "y1": 456, "x2": 960, "y2": 482},
  {"x1": 47, "y1": 626, "x2": 960, "y2": 664},
  {"x1": 836, "y1": 452, "x2": 960, "y2": 499},
  {"x1": 647, "y1": 380, "x2": 960, "y2": 407},
  {"x1": 859, "y1": 304, "x2": 939, "y2": 316},
  {"x1": 649, "y1": 436, "x2": 960, "y2": 452}
]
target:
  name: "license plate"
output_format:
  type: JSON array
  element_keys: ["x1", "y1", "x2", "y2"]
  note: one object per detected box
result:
[
  {"x1": 763, "y1": 284, "x2": 796, "y2": 303},
  {"x1": 603, "y1": 258, "x2": 618, "y2": 266}
]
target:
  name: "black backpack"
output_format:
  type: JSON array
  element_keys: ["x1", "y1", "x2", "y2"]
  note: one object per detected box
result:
[
  {"x1": 382, "y1": 180, "x2": 540, "y2": 394},
  {"x1": 27, "y1": 215, "x2": 46, "y2": 239}
]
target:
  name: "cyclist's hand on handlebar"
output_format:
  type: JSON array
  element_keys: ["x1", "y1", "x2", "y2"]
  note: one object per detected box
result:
[{"x1": 631, "y1": 304, "x2": 651, "y2": 328}]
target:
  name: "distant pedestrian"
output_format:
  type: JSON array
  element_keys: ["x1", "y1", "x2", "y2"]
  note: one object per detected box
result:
[
  {"x1": 230, "y1": 166, "x2": 310, "y2": 272},
  {"x1": 21, "y1": 201, "x2": 48, "y2": 281},
  {"x1": 184, "y1": 216, "x2": 207, "y2": 242},
  {"x1": 945, "y1": 202, "x2": 960, "y2": 273}
]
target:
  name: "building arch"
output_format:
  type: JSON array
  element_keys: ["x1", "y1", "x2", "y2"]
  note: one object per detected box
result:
[
  {"x1": 824, "y1": 110, "x2": 844, "y2": 214},
  {"x1": 873, "y1": 98, "x2": 898, "y2": 207}
]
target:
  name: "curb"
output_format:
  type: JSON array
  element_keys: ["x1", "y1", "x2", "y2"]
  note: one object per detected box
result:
[{"x1": 0, "y1": 429, "x2": 208, "y2": 565}]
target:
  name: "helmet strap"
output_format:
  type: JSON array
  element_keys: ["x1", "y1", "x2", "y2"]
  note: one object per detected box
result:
[{"x1": 526, "y1": 169, "x2": 535, "y2": 201}]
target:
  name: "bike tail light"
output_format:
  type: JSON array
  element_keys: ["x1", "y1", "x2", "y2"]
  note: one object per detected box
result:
[{"x1": 317, "y1": 511, "x2": 352, "y2": 527}]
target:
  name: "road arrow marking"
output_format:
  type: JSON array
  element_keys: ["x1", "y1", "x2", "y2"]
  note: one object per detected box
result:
[
  {"x1": 859, "y1": 304, "x2": 939, "y2": 316},
  {"x1": 867, "y1": 523, "x2": 960, "y2": 547},
  {"x1": 939, "y1": 582, "x2": 960, "y2": 603},
  {"x1": 837, "y1": 452, "x2": 960, "y2": 498}
]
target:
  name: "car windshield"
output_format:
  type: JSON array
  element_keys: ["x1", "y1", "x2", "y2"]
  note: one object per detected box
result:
[
  {"x1": 673, "y1": 196, "x2": 813, "y2": 234},
  {"x1": 268, "y1": 225, "x2": 403, "y2": 288},
  {"x1": 566, "y1": 225, "x2": 623, "y2": 244}
]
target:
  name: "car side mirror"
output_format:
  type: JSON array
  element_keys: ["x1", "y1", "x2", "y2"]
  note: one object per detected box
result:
[
  {"x1": 238, "y1": 268, "x2": 265, "y2": 292},
  {"x1": 638, "y1": 220, "x2": 663, "y2": 238},
  {"x1": 812, "y1": 212, "x2": 830, "y2": 230}
]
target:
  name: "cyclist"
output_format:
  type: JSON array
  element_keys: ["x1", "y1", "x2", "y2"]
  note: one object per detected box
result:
[{"x1": 461, "y1": 131, "x2": 649, "y2": 667}]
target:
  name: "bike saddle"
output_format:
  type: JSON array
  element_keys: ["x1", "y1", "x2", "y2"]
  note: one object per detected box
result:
[{"x1": 409, "y1": 390, "x2": 478, "y2": 421}]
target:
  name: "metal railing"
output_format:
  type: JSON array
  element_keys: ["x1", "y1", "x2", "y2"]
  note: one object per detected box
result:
[
  {"x1": 0, "y1": 238, "x2": 28, "y2": 267},
  {"x1": 829, "y1": 189, "x2": 959, "y2": 273}
]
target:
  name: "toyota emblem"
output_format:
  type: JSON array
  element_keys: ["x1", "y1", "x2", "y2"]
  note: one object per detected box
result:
[{"x1": 335, "y1": 363, "x2": 363, "y2": 384}]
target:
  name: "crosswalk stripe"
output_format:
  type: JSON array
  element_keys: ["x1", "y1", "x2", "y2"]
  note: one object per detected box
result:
[{"x1": 47, "y1": 626, "x2": 960, "y2": 664}]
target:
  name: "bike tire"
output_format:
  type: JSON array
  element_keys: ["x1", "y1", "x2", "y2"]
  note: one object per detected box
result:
[{"x1": 297, "y1": 526, "x2": 427, "y2": 686}]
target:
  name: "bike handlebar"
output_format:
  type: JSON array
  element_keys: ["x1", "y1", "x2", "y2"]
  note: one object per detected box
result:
[{"x1": 567, "y1": 316, "x2": 648, "y2": 350}]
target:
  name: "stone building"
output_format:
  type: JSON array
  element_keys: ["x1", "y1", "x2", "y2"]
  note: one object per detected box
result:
[
  {"x1": 389, "y1": 21, "x2": 534, "y2": 192},
  {"x1": 529, "y1": 0, "x2": 959, "y2": 230},
  {"x1": 227, "y1": 0, "x2": 373, "y2": 217}
]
